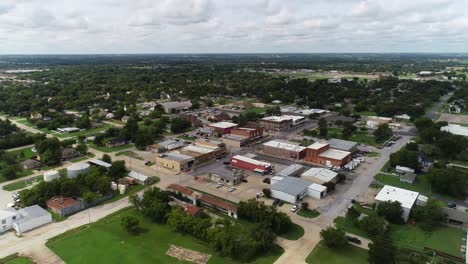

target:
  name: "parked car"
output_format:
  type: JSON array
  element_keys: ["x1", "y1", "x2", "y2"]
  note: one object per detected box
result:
[
  {"x1": 291, "y1": 205, "x2": 299, "y2": 213},
  {"x1": 223, "y1": 161, "x2": 230, "y2": 165},
  {"x1": 448, "y1": 203, "x2": 457, "y2": 208},
  {"x1": 144, "y1": 161, "x2": 151, "y2": 166},
  {"x1": 263, "y1": 178, "x2": 271, "y2": 184},
  {"x1": 216, "y1": 183, "x2": 224, "y2": 188},
  {"x1": 257, "y1": 192, "x2": 264, "y2": 197},
  {"x1": 228, "y1": 187, "x2": 236, "y2": 192},
  {"x1": 346, "y1": 236, "x2": 361, "y2": 244},
  {"x1": 242, "y1": 179, "x2": 248, "y2": 183}
]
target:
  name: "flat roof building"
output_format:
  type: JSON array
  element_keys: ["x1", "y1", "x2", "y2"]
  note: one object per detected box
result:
[
  {"x1": 375, "y1": 185, "x2": 419, "y2": 222},
  {"x1": 208, "y1": 122, "x2": 238, "y2": 135},
  {"x1": 160, "y1": 100, "x2": 192, "y2": 113},
  {"x1": 231, "y1": 155, "x2": 272, "y2": 174},
  {"x1": 328, "y1": 138, "x2": 358, "y2": 152},
  {"x1": 270, "y1": 177, "x2": 327, "y2": 203},
  {"x1": 262, "y1": 140, "x2": 306, "y2": 160},
  {"x1": 150, "y1": 139, "x2": 186, "y2": 153},
  {"x1": 222, "y1": 134, "x2": 249, "y2": 148},
  {"x1": 301, "y1": 168, "x2": 338, "y2": 184},
  {"x1": 305, "y1": 142, "x2": 352, "y2": 168},
  {"x1": 156, "y1": 152, "x2": 195, "y2": 173},
  {"x1": 276, "y1": 164, "x2": 304, "y2": 177},
  {"x1": 230, "y1": 127, "x2": 263, "y2": 140},
  {"x1": 441, "y1": 124, "x2": 468, "y2": 137},
  {"x1": 13, "y1": 205, "x2": 52, "y2": 236},
  {"x1": 128, "y1": 171, "x2": 152, "y2": 185}
]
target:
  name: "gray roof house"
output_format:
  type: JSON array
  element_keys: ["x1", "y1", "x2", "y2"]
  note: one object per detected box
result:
[{"x1": 160, "y1": 101, "x2": 192, "y2": 113}]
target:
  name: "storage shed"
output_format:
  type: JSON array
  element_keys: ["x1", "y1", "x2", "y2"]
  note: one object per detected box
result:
[{"x1": 12, "y1": 205, "x2": 52, "y2": 236}]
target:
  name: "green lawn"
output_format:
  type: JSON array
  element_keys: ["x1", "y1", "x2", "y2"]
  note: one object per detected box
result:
[
  {"x1": 0, "y1": 169, "x2": 34, "y2": 184},
  {"x1": 328, "y1": 128, "x2": 378, "y2": 146},
  {"x1": 17, "y1": 120, "x2": 112, "y2": 138},
  {"x1": 279, "y1": 223, "x2": 305, "y2": 240},
  {"x1": 306, "y1": 241, "x2": 368, "y2": 264},
  {"x1": 389, "y1": 225, "x2": 464, "y2": 257},
  {"x1": 244, "y1": 107, "x2": 266, "y2": 114},
  {"x1": 375, "y1": 173, "x2": 432, "y2": 196},
  {"x1": 297, "y1": 209, "x2": 320, "y2": 219},
  {"x1": 7, "y1": 146, "x2": 37, "y2": 161},
  {"x1": 366, "y1": 152, "x2": 380, "y2": 157},
  {"x1": 87, "y1": 143, "x2": 133, "y2": 153},
  {"x1": 48, "y1": 208, "x2": 284, "y2": 264},
  {"x1": 0, "y1": 253, "x2": 34, "y2": 264},
  {"x1": 335, "y1": 216, "x2": 465, "y2": 257},
  {"x1": 70, "y1": 153, "x2": 95, "y2": 163},
  {"x1": 2, "y1": 175, "x2": 43, "y2": 191}
]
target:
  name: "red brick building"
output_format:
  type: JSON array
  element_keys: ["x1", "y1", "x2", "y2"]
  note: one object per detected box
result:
[
  {"x1": 305, "y1": 142, "x2": 352, "y2": 167},
  {"x1": 230, "y1": 127, "x2": 263, "y2": 140},
  {"x1": 208, "y1": 122, "x2": 238, "y2": 136}
]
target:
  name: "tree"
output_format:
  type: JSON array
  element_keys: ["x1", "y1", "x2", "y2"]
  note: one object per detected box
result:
[
  {"x1": 318, "y1": 118, "x2": 328, "y2": 138},
  {"x1": 265, "y1": 106, "x2": 281, "y2": 116},
  {"x1": 76, "y1": 144, "x2": 88, "y2": 155},
  {"x1": 320, "y1": 227, "x2": 347, "y2": 248},
  {"x1": 346, "y1": 206, "x2": 360, "y2": 222},
  {"x1": 35, "y1": 137, "x2": 62, "y2": 165},
  {"x1": 368, "y1": 238, "x2": 395, "y2": 264},
  {"x1": 373, "y1": 124, "x2": 392, "y2": 142},
  {"x1": 377, "y1": 201, "x2": 404, "y2": 224},
  {"x1": 121, "y1": 216, "x2": 140, "y2": 234},
  {"x1": 427, "y1": 168, "x2": 467, "y2": 199},
  {"x1": 358, "y1": 215, "x2": 387, "y2": 237},
  {"x1": 412, "y1": 198, "x2": 447, "y2": 230},
  {"x1": 301, "y1": 202, "x2": 309, "y2": 210},
  {"x1": 109, "y1": 160, "x2": 128, "y2": 180},
  {"x1": 262, "y1": 188, "x2": 271, "y2": 198},
  {"x1": 170, "y1": 118, "x2": 191, "y2": 134},
  {"x1": 101, "y1": 154, "x2": 112, "y2": 163},
  {"x1": 134, "y1": 129, "x2": 153, "y2": 150}
]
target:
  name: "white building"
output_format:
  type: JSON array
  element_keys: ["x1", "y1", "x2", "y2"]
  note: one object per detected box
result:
[
  {"x1": 270, "y1": 177, "x2": 327, "y2": 204},
  {"x1": 301, "y1": 168, "x2": 338, "y2": 184},
  {"x1": 394, "y1": 114, "x2": 411, "y2": 120},
  {"x1": 441, "y1": 124, "x2": 468, "y2": 137},
  {"x1": 308, "y1": 184, "x2": 328, "y2": 199},
  {"x1": 374, "y1": 185, "x2": 419, "y2": 222},
  {"x1": 1, "y1": 205, "x2": 52, "y2": 236},
  {"x1": 396, "y1": 165, "x2": 415, "y2": 174},
  {"x1": 0, "y1": 208, "x2": 21, "y2": 234}
]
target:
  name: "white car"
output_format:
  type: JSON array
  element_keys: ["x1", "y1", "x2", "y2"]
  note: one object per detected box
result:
[
  {"x1": 216, "y1": 183, "x2": 224, "y2": 188},
  {"x1": 228, "y1": 187, "x2": 236, "y2": 192},
  {"x1": 291, "y1": 205, "x2": 299, "y2": 213}
]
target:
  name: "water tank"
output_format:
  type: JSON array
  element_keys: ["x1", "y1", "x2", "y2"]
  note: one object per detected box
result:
[
  {"x1": 67, "y1": 163, "x2": 90, "y2": 179},
  {"x1": 111, "y1": 182, "x2": 118, "y2": 191},
  {"x1": 118, "y1": 184, "x2": 126, "y2": 195},
  {"x1": 43, "y1": 170, "x2": 60, "y2": 182}
]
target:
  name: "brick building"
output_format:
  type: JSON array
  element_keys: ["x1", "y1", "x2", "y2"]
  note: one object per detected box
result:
[
  {"x1": 262, "y1": 140, "x2": 306, "y2": 160},
  {"x1": 305, "y1": 142, "x2": 352, "y2": 167},
  {"x1": 230, "y1": 127, "x2": 263, "y2": 140}
]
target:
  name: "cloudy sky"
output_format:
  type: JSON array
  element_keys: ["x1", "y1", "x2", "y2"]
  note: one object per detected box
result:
[{"x1": 1, "y1": 0, "x2": 467, "y2": 54}]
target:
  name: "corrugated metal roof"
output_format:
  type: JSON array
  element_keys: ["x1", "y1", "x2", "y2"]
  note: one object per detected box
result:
[{"x1": 271, "y1": 177, "x2": 310, "y2": 196}]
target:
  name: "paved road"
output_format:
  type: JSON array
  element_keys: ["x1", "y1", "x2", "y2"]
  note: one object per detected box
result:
[
  {"x1": 424, "y1": 92, "x2": 452, "y2": 120},
  {"x1": 273, "y1": 136, "x2": 411, "y2": 264}
]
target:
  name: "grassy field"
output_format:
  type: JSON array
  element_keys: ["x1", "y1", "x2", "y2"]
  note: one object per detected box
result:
[
  {"x1": 0, "y1": 169, "x2": 34, "y2": 184},
  {"x1": 375, "y1": 173, "x2": 432, "y2": 195},
  {"x1": 2, "y1": 175, "x2": 43, "y2": 191},
  {"x1": 7, "y1": 146, "x2": 37, "y2": 160},
  {"x1": 87, "y1": 143, "x2": 133, "y2": 153},
  {"x1": 48, "y1": 208, "x2": 284, "y2": 264},
  {"x1": 244, "y1": 107, "x2": 267, "y2": 114},
  {"x1": 0, "y1": 253, "x2": 34, "y2": 264},
  {"x1": 306, "y1": 241, "x2": 368, "y2": 264},
  {"x1": 328, "y1": 128, "x2": 378, "y2": 146},
  {"x1": 335, "y1": 216, "x2": 465, "y2": 257},
  {"x1": 17, "y1": 120, "x2": 112, "y2": 138},
  {"x1": 297, "y1": 209, "x2": 320, "y2": 218}
]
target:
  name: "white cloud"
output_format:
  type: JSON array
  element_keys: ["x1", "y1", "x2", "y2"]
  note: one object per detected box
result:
[{"x1": 0, "y1": 0, "x2": 467, "y2": 53}]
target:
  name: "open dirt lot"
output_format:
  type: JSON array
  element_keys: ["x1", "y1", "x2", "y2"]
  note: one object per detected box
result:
[
  {"x1": 166, "y1": 245, "x2": 211, "y2": 264},
  {"x1": 438, "y1": 113, "x2": 468, "y2": 125}
]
